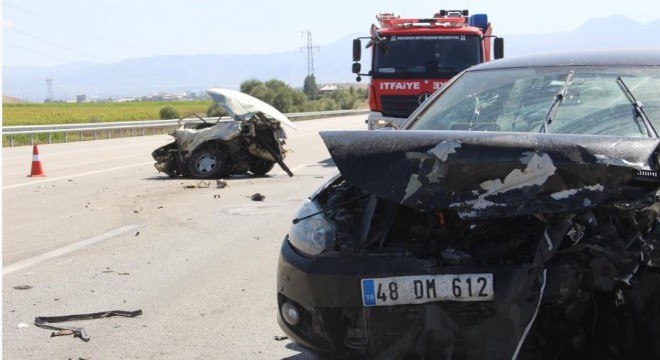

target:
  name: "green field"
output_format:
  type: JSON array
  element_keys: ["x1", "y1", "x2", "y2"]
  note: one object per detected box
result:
[
  {"x1": 2, "y1": 100, "x2": 214, "y2": 126},
  {"x1": 1, "y1": 96, "x2": 368, "y2": 146}
]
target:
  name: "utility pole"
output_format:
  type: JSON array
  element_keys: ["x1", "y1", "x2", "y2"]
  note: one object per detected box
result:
[
  {"x1": 300, "y1": 30, "x2": 320, "y2": 76},
  {"x1": 45, "y1": 77, "x2": 53, "y2": 102}
]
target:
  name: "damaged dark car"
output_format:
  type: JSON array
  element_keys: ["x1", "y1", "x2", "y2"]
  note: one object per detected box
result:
[{"x1": 277, "y1": 50, "x2": 660, "y2": 359}]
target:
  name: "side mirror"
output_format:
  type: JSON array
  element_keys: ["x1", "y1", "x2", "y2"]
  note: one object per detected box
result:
[
  {"x1": 494, "y1": 38, "x2": 504, "y2": 59},
  {"x1": 352, "y1": 39, "x2": 361, "y2": 62},
  {"x1": 352, "y1": 62, "x2": 361, "y2": 74}
]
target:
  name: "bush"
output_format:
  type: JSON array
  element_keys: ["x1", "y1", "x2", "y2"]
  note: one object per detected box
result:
[
  {"x1": 159, "y1": 106, "x2": 180, "y2": 119},
  {"x1": 207, "y1": 103, "x2": 227, "y2": 117}
]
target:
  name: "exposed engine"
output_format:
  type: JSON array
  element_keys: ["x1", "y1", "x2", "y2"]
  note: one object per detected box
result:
[{"x1": 313, "y1": 178, "x2": 660, "y2": 359}]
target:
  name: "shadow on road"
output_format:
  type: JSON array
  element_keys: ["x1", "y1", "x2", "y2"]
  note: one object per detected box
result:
[
  {"x1": 142, "y1": 173, "x2": 271, "y2": 181},
  {"x1": 281, "y1": 342, "x2": 319, "y2": 360},
  {"x1": 317, "y1": 158, "x2": 335, "y2": 168}
]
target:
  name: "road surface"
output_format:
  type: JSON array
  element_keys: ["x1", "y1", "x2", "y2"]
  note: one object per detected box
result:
[{"x1": 2, "y1": 115, "x2": 365, "y2": 359}]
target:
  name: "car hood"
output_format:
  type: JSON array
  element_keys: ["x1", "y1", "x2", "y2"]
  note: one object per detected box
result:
[
  {"x1": 207, "y1": 88, "x2": 297, "y2": 130},
  {"x1": 320, "y1": 130, "x2": 660, "y2": 218}
]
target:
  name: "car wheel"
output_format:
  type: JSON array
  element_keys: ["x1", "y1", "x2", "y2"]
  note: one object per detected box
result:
[
  {"x1": 187, "y1": 147, "x2": 225, "y2": 179},
  {"x1": 249, "y1": 158, "x2": 276, "y2": 176}
]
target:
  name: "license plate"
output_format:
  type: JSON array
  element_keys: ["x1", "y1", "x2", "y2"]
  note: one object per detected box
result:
[{"x1": 361, "y1": 273, "x2": 493, "y2": 307}]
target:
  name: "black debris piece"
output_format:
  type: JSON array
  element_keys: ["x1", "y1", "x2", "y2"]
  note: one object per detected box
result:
[
  {"x1": 34, "y1": 309, "x2": 143, "y2": 342},
  {"x1": 251, "y1": 193, "x2": 265, "y2": 201},
  {"x1": 13, "y1": 285, "x2": 33, "y2": 290}
]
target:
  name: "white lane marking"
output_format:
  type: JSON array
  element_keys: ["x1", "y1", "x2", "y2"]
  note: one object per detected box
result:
[
  {"x1": 2, "y1": 224, "x2": 141, "y2": 276},
  {"x1": 3, "y1": 161, "x2": 154, "y2": 190}
]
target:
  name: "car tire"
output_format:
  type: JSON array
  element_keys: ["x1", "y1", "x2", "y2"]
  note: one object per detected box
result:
[
  {"x1": 249, "y1": 158, "x2": 276, "y2": 176},
  {"x1": 187, "y1": 147, "x2": 225, "y2": 179}
]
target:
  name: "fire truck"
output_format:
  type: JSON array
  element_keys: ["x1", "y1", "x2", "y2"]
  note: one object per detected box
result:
[{"x1": 352, "y1": 10, "x2": 504, "y2": 129}]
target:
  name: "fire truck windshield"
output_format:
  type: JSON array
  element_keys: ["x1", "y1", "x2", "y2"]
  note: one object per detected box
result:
[{"x1": 373, "y1": 35, "x2": 481, "y2": 79}]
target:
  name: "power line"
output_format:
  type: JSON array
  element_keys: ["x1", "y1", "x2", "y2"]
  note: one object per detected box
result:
[
  {"x1": 300, "y1": 30, "x2": 320, "y2": 77},
  {"x1": 4, "y1": 25, "x2": 162, "y2": 79},
  {"x1": 4, "y1": 41, "x2": 72, "y2": 63},
  {"x1": 4, "y1": 1, "x2": 159, "y2": 57},
  {"x1": 4, "y1": 24, "x2": 119, "y2": 65},
  {"x1": 45, "y1": 78, "x2": 53, "y2": 102}
]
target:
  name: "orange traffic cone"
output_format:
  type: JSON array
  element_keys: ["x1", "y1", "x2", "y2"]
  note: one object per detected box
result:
[{"x1": 28, "y1": 144, "x2": 47, "y2": 177}]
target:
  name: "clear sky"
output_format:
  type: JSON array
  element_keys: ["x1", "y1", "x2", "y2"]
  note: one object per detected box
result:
[{"x1": 3, "y1": 0, "x2": 660, "y2": 68}]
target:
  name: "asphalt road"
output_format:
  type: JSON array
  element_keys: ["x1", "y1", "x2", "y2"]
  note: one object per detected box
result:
[{"x1": 2, "y1": 115, "x2": 366, "y2": 359}]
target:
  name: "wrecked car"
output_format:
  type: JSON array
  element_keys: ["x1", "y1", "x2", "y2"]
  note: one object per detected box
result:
[
  {"x1": 277, "y1": 50, "x2": 660, "y2": 359},
  {"x1": 152, "y1": 88, "x2": 296, "y2": 179}
]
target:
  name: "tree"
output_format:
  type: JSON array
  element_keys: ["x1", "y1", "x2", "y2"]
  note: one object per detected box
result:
[
  {"x1": 240, "y1": 79, "x2": 264, "y2": 94},
  {"x1": 303, "y1": 75, "x2": 319, "y2": 100},
  {"x1": 236, "y1": 77, "x2": 365, "y2": 113}
]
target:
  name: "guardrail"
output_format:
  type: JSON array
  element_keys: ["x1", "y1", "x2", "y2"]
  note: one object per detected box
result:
[{"x1": 2, "y1": 109, "x2": 369, "y2": 147}]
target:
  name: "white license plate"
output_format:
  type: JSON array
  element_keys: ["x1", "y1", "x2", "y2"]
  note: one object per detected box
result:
[{"x1": 361, "y1": 273, "x2": 494, "y2": 307}]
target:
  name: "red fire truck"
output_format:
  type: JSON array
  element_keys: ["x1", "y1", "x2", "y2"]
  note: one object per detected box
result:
[{"x1": 352, "y1": 10, "x2": 504, "y2": 129}]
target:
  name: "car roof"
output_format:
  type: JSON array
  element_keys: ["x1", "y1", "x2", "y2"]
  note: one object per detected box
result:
[{"x1": 471, "y1": 49, "x2": 660, "y2": 71}]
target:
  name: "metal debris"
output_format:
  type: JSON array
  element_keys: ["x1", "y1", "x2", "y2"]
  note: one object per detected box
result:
[
  {"x1": 183, "y1": 181, "x2": 212, "y2": 189},
  {"x1": 13, "y1": 285, "x2": 33, "y2": 290},
  {"x1": 34, "y1": 309, "x2": 143, "y2": 342},
  {"x1": 251, "y1": 193, "x2": 265, "y2": 201},
  {"x1": 216, "y1": 179, "x2": 227, "y2": 188},
  {"x1": 51, "y1": 329, "x2": 75, "y2": 337}
]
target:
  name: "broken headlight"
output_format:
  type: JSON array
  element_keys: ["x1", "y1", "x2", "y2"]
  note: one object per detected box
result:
[{"x1": 289, "y1": 199, "x2": 335, "y2": 256}]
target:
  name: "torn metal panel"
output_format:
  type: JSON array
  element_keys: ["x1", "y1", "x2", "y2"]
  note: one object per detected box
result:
[
  {"x1": 173, "y1": 121, "x2": 242, "y2": 155},
  {"x1": 320, "y1": 130, "x2": 660, "y2": 217}
]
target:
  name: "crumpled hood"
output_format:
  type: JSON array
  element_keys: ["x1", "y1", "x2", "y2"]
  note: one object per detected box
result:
[
  {"x1": 207, "y1": 88, "x2": 297, "y2": 130},
  {"x1": 321, "y1": 130, "x2": 660, "y2": 218}
]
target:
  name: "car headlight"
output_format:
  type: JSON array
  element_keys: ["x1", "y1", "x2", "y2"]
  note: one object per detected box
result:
[{"x1": 289, "y1": 199, "x2": 335, "y2": 256}]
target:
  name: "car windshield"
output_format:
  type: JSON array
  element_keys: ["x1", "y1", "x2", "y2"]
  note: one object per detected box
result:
[
  {"x1": 373, "y1": 35, "x2": 482, "y2": 78},
  {"x1": 410, "y1": 66, "x2": 660, "y2": 137}
]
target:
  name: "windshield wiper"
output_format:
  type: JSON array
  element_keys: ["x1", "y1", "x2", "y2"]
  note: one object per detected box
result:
[
  {"x1": 542, "y1": 70, "x2": 574, "y2": 133},
  {"x1": 616, "y1": 77, "x2": 658, "y2": 138}
]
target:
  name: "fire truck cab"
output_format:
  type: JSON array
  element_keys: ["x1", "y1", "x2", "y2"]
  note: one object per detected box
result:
[{"x1": 353, "y1": 10, "x2": 504, "y2": 129}]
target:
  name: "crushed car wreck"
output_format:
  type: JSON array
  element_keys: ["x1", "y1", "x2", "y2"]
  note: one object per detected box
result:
[
  {"x1": 152, "y1": 88, "x2": 296, "y2": 179},
  {"x1": 277, "y1": 50, "x2": 660, "y2": 359}
]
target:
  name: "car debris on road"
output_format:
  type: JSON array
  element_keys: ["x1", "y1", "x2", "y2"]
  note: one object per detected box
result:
[
  {"x1": 251, "y1": 193, "x2": 266, "y2": 201},
  {"x1": 34, "y1": 309, "x2": 143, "y2": 342}
]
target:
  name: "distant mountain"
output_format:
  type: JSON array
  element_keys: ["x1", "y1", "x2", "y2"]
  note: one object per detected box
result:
[
  {"x1": 2, "y1": 95, "x2": 29, "y2": 104},
  {"x1": 3, "y1": 33, "x2": 364, "y2": 101},
  {"x1": 4, "y1": 15, "x2": 660, "y2": 101},
  {"x1": 504, "y1": 15, "x2": 660, "y2": 57}
]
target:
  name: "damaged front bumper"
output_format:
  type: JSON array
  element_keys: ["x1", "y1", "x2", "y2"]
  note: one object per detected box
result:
[
  {"x1": 151, "y1": 141, "x2": 181, "y2": 176},
  {"x1": 277, "y1": 237, "x2": 547, "y2": 359}
]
